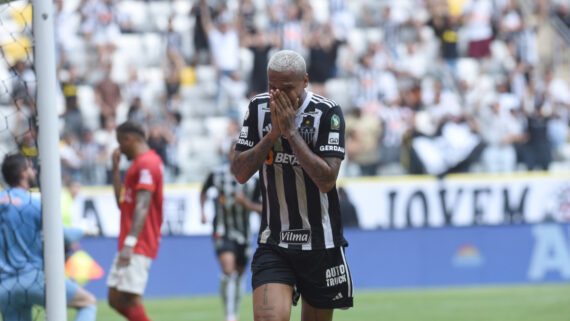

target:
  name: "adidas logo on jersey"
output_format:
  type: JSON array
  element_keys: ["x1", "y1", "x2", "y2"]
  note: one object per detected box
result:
[
  {"x1": 332, "y1": 292, "x2": 343, "y2": 301},
  {"x1": 262, "y1": 123, "x2": 272, "y2": 134}
]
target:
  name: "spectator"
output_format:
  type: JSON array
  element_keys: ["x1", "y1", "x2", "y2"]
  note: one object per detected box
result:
[
  {"x1": 94, "y1": 63, "x2": 122, "y2": 128},
  {"x1": 60, "y1": 131, "x2": 83, "y2": 183},
  {"x1": 200, "y1": 4, "x2": 239, "y2": 87},
  {"x1": 345, "y1": 108, "x2": 382, "y2": 176},
  {"x1": 242, "y1": 28, "x2": 276, "y2": 97},
  {"x1": 524, "y1": 105, "x2": 552, "y2": 171},
  {"x1": 79, "y1": 129, "x2": 105, "y2": 185},
  {"x1": 477, "y1": 99, "x2": 525, "y2": 173},
  {"x1": 190, "y1": 0, "x2": 213, "y2": 65},
  {"x1": 127, "y1": 97, "x2": 149, "y2": 128},
  {"x1": 306, "y1": 23, "x2": 342, "y2": 96},
  {"x1": 462, "y1": 0, "x2": 494, "y2": 59},
  {"x1": 60, "y1": 66, "x2": 84, "y2": 137}
]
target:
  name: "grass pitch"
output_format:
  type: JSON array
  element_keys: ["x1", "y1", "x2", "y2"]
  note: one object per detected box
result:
[{"x1": 60, "y1": 283, "x2": 569, "y2": 321}]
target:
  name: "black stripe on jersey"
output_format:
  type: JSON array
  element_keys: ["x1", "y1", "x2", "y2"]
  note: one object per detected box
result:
[
  {"x1": 304, "y1": 172, "x2": 324, "y2": 250},
  {"x1": 258, "y1": 169, "x2": 269, "y2": 239},
  {"x1": 327, "y1": 187, "x2": 345, "y2": 246}
]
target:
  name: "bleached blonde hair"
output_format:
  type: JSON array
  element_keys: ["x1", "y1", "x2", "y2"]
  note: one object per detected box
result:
[{"x1": 267, "y1": 50, "x2": 306, "y2": 79}]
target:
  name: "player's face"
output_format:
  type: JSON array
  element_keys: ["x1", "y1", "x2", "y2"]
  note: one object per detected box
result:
[
  {"x1": 268, "y1": 69, "x2": 308, "y2": 108},
  {"x1": 116, "y1": 133, "x2": 135, "y2": 160}
]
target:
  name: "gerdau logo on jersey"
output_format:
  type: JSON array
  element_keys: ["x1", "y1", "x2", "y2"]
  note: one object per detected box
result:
[{"x1": 280, "y1": 229, "x2": 311, "y2": 244}]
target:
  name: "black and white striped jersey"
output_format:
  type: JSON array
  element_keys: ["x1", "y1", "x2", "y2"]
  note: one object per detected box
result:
[
  {"x1": 236, "y1": 91, "x2": 348, "y2": 250},
  {"x1": 201, "y1": 164, "x2": 261, "y2": 245}
]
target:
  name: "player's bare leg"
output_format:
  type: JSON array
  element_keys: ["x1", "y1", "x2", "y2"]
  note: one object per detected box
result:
[
  {"x1": 253, "y1": 283, "x2": 293, "y2": 321},
  {"x1": 300, "y1": 298, "x2": 333, "y2": 321}
]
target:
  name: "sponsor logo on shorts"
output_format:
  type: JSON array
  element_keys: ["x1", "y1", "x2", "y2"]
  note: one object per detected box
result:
[
  {"x1": 332, "y1": 292, "x2": 344, "y2": 301},
  {"x1": 325, "y1": 265, "x2": 347, "y2": 287},
  {"x1": 280, "y1": 229, "x2": 311, "y2": 244}
]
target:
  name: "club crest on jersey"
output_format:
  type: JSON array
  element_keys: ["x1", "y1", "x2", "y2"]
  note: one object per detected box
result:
[
  {"x1": 299, "y1": 115, "x2": 315, "y2": 145},
  {"x1": 280, "y1": 229, "x2": 311, "y2": 244},
  {"x1": 331, "y1": 114, "x2": 340, "y2": 130}
]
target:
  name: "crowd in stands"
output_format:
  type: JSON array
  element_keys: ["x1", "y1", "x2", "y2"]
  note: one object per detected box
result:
[{"x1": 0, "y1": 0, "x2": 569, "y2": 186}]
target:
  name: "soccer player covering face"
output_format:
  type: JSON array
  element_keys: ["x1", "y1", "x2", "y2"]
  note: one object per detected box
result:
[
  {"x1": 232, "y1": 50, "x2": 353, "y2": 321},
  {"x1": 0, "y1": 153, "x2": 97, "y2": 321},
  {"x1": 107, "y1": 121, "x2": 164, "y2": 321},
  {"x1": 200, "y1": 141, "x2": 262, "y2": 321}
]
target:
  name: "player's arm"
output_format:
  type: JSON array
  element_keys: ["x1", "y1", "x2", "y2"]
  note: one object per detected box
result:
[
  {"x1": 200, "y1": 173, "x2": 214, "y2": 224},
  {"x1": 118, "y1": 189, "x2": 152, "y2": 267},
  {"x1": 232, "y1": 99, "x2": 278, "y2": 184},
  {"x1": 232, "y1": 133, "x2": 278, "y2": 184},
  {"x1": 287, "y1": 132, "x2": 341, "y2": 193},
  {"x1": 111, "y1": 148, "x2": 122, "y2": 206},
  {"x1": 128, "y1": 189, "x2": 153, "y2": 241}
]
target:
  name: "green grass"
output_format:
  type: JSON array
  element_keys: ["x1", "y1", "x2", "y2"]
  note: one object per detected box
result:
[{"x1": 10, "y1": 284, "x2": 570, "y2": 320}]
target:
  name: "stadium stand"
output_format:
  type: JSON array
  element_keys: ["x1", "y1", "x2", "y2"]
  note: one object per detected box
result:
[{"x1": 0, "y1": 0, "x2": 569, "y2": 184}]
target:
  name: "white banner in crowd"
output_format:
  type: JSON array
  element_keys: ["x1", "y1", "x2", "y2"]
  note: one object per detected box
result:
[{"x1": 72, "y1": 173, "x2": 570, "y2": 236}]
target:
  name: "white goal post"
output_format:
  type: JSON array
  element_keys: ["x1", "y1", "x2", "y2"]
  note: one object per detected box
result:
[{"x1": 32, "y1": 0, "x2": 67, "y2": 319}]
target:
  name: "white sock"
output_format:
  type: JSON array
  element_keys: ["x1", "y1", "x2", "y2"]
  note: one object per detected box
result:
[
  {"x1": 221, "y1": 271, "x2": 238, "y2": 320},
  {"x1": 234, "y1": 274, "x2": 245, "y2": 319}
]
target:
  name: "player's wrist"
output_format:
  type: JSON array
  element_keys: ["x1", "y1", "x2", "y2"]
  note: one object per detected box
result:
[
  {"x1": 284, "y1": 128, "x2": 298, "y2": 139},
  {"x1": 124, "y1": 235, "x2": 138, "y2": 247}
]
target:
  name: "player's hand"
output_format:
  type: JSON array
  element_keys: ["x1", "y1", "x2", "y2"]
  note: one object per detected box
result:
[
  {"x1": 118, "y1": 246, "x2": 133, "y2": 267},
  {"x1": 268, "y1": 89, "x2": 282, "y2": 139},
  {"x1": 201, "y1": 213, "x2": 208, "y2": 224},
  {"x1": 112, "y1": 148, "x2": 121, "y2": 169},
  {"x1": 272, "y1": 90, "x2": 297, "y2": 138},
  {"x1": 234, "y1": 192, "x2": 247, "y2": 207}
]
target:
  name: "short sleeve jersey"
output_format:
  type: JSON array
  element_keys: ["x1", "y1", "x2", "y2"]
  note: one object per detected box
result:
[
  {"x1": 119, "y1": 150, "x2": 164, "y2": 258},
  {"x1": 235, "y1": 91, "x2": 347, "y2": 250}
]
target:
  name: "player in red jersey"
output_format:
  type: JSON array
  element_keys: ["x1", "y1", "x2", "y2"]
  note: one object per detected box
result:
[{"x1": 107, "y1": 121, "x2": 164, "y2": 321}]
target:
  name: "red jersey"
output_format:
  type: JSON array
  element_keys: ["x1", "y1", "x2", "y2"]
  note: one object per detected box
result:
[{"x1": 118, "y1": 150, "x2": 164, "y2": 258}]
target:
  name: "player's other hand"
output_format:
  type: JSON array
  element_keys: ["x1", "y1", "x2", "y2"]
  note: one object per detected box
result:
[
  {"x1": 268, "y1": 89, "x2": 282, "y2": 139},
  {"x1": 272, "y1": 89, "x2": 297, "y2": 138},
  {"x1": 112, "y1": 148, "x2": 121, "y2": 169},
  {"x1": 201, "y1": 213, "x2": 208, "y2": 224},
  {"x1": 118, "y1": 246, "x2": 133, "y2": 267}
]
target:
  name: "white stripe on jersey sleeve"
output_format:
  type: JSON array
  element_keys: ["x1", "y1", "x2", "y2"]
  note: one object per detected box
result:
[
  {"x1": 251, "y1": 93, "x2": 270, "y2": 102},
  {"x1": 320, "y1": 193, "x2": 335, "y2": 248}
]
